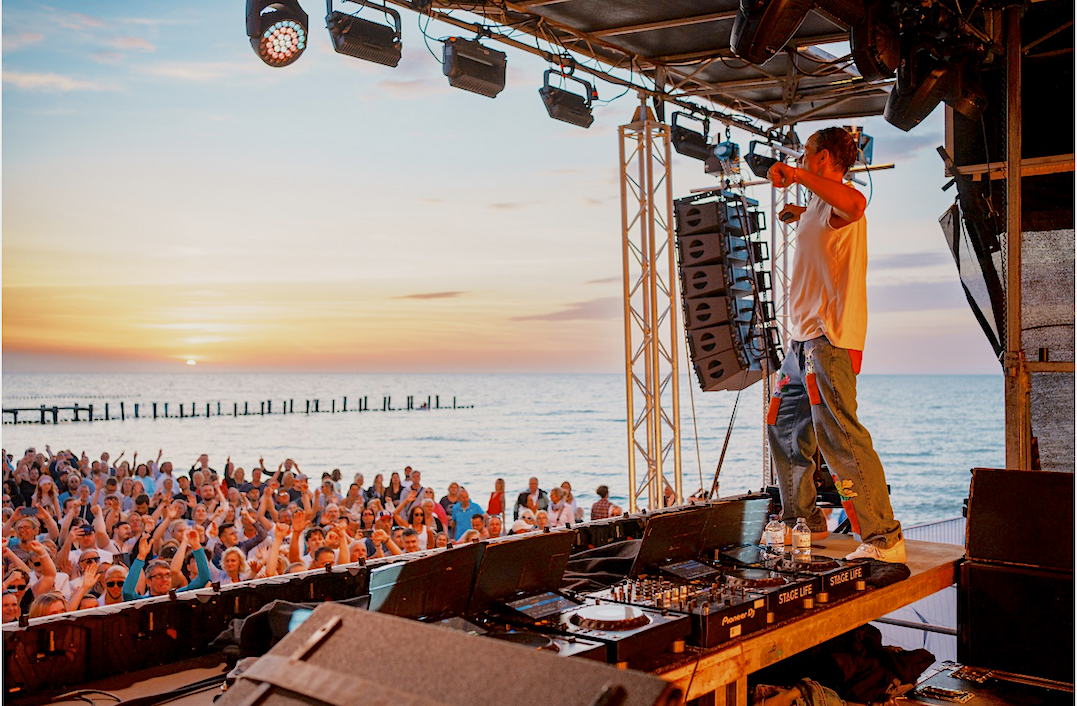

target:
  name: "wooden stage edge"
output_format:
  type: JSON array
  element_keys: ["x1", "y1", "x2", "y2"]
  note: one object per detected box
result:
[{"x1": 654, "y1": 536, "x2": 966, "y2": 701}]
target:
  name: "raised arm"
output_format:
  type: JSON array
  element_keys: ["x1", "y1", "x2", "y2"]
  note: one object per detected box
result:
[{"x1": 66, "y1": 561, "x2": 98, "y2": 612}]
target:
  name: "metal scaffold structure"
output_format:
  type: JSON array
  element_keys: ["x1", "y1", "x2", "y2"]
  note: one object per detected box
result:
[{"x1": 619, "y1": 99, "x2": 683, "y2": 512}]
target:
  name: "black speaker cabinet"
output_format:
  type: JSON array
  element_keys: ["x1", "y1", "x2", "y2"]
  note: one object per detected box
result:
[
  {"x1": 966, "y1": 468, "x2": 1074, "y2": 571},
  {"x1": 958, "y1": 561, "x2": 1074, "y2": 684},
  {"x1": 218, "y1": 602, "x2": 681, "y2": 706}
]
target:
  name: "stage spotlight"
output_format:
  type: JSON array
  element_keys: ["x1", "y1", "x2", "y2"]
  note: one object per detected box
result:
[
  {"x1": 672, "y1": 112, "x2": 713, "y2": 161},
  {"x1": 730, "y1": 0, "x2": 815, "y2": 65},
  {"x1": 851, "y1": 1, "x2": 899, "y2": 81},
  {"x1": 743, "y1": 141, "x2": 779, "y2": 178},
  {"x1": 539, "y1": 70, "x2": 595, "y2": 128},
  {"x1": 883, "y1": 46, "x2": 959, "y2": 132},
  {"x1": 443, "y1": 37, "x2": 506, "y2": 98},
  {"x1": 246, "y1": 0, "x2": 309, "y2": 67},
  {"x1": 326, "y1": 1, "x2": 402, "y2": 67}
]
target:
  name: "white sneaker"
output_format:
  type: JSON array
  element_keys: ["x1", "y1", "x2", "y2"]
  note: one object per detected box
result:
[{"x1": 845, "y1": 539, "x2": 906, "y2": 563}]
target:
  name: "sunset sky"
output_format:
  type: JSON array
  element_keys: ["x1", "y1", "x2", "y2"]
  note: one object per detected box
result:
[{"x1": 2, "y1": 1, "x2": 1003, "y2": 374}]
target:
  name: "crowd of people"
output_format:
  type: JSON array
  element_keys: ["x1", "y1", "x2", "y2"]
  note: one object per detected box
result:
[{"x1": 1, "y1": 447, "x2": 624, "y2": 623}]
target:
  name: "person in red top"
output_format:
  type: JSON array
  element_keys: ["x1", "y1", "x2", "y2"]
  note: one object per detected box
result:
[
  {"x1": 487, "y1": 478, "x2": 505, "y2": 519},
  {"x1": 590, "y1": 485, "x2": 612, "y2": 521}
]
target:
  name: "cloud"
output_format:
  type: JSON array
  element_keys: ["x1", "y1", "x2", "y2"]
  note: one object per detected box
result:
[
  {"x1": 873, "y1": 129, "x2": 944, "y2": 164},
  {"x1": 394, "y1": 291, "x2": 467, "y2": 300},
  {"x1": 3, "y1": 32, "x2": 44, "y2": 52},
  {"x1": 143, "y1": 61, "x2": 255, "y2": 81},
  {"x1": 488, "y1": 202, "x2": 536, "y2": 210},
  {"x1": 869, "y1": 251, "x2": 954, "y2": 271},
  {"x1": 2, "y1": 71, "x2": 110, "y2": 91},
  {"x1": 377, "y1": 77, "x2": 449, "y2": 99},
  {"x1": 55, "y1": 11, "x2": 104, "y2": 31},
  {"x1": 91, "y1": 51, "x2": 125, "y2": 64},
  {"x1": 868, "y1": 280, "x2": 967, "y2": 313},
  {"x1": 421, "y1": 198, "x2": 444, "y2": 205},
  {"x1": 585, "y1": 276, "x2": 620, "y2": 285},
  {"x1": 110, "y1": 36, "x2": 155, "y2": 52},
  {"x1": 512, "y1": 297, "x2": 621, "y2": 321},
  {"x1": 583, "y1": 197, "x2": 604, "y2": 206}
]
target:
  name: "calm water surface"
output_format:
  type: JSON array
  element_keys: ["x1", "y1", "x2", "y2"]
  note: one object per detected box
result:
[{"x1": 1, "y1": 373, "x2": 1004, "y2": 526}]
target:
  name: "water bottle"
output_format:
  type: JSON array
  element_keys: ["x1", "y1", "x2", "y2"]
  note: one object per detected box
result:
[
  {"x1": 792, "y1": 517, "x2": 811, "y2": 562},
  {"x1": 764, "y1": 515, "x2": 785, "y2": 556}
]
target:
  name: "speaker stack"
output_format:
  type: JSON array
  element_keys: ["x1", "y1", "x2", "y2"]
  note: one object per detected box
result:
[
  {"x1": 675, "y1": 192, "x2": 780, "y2": 391},
  {"x1": 958, "y1": 468, "x2": 1074, "y2": 685}
]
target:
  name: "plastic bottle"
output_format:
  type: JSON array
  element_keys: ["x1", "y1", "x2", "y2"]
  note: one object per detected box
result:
[
  {"x1": 792, "y1": 517, "x2": 812, "y2": 562},
  {"x1": 764, "y1": 515, "x2": 785, "y2": 556}
]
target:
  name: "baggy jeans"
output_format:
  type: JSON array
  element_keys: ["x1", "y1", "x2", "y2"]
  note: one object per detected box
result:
[{"x1": 766, "y1": 337, "x2": 903, "y2": 549}]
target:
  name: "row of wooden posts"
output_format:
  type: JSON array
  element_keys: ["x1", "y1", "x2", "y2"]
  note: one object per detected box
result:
[{"x1": 2, "y1": 395, "x2": 471, "y2": 424}]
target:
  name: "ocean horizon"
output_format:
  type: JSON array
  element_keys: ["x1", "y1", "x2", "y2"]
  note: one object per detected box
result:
[{"x1": 2, "y1": 372, "x2": 1004, "y2": 528}]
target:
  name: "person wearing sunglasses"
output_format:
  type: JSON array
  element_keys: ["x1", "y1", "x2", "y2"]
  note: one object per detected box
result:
[
  {"x1": 122, "y1": 530, "x2": 209, "y2": 601},
  {"x1": 98, "y1": 565, "x2": 128, "y2": 606}
]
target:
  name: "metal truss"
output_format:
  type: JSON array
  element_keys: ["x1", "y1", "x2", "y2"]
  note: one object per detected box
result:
[
  {"x1": 764, "y1": 152, "x2": 802, "y2": 486},
  {"x1": 619, "y1": 98, "x2": 683, "y2": 512}
]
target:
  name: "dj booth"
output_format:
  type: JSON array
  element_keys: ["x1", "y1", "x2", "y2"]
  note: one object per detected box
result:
[{"x1": 2, "y1": 493, "x2": 966, "y2": 706}]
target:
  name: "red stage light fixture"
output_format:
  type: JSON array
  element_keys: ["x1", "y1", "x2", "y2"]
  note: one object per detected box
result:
[{"x1": 247, "y1": 0, "x2": 309, "y2": 67}]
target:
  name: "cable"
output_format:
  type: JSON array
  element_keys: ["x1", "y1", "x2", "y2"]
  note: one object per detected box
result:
[{"x1": 417, "y1": 10, "x2": 442, "y2": 64}]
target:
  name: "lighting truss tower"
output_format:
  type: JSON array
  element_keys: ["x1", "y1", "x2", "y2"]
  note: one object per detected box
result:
[
  {"x1": 619, "y1": 99, "x2": 683, "y2": 512},
  {"x1": 766, "y1": 152, "x2": 802, "y2": 487}
]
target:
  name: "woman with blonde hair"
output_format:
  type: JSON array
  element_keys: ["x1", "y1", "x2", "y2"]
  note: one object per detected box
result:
[
  {"x1": 220, "y1": 547, "x2": 248, "y2": 586},
  {"x1": 28, "y1": 592, "x2": 66, "y2": 619}
]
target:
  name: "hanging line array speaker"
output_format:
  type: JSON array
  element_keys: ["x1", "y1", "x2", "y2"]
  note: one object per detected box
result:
[{"x1": 675, "y1": 191, "x2": 781, "y2": 392}]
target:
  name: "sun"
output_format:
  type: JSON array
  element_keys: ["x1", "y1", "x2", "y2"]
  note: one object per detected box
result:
[{"x1": 186, "y1": 359, "x2": 197, "y2": 366}]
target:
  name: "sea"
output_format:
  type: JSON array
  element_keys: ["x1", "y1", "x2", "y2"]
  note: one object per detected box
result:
[{"x1": 0, "y1": 373, "x2": 1003, "y2": 527}]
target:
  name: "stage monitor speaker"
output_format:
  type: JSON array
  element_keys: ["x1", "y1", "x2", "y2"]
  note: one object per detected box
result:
[
  {"x1": 958, "y1": 561, "x2": 1074, "y2": 684},
  {"x1": 218, "y1": 603, "x2": 682, "y2": 706},
  {"x1": 966, "y1": 468, "x2": 1074, "y2": 572}
]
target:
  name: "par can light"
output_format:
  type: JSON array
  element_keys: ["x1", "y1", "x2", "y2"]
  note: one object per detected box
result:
[
  {"x1": 443, "y1": 37, "x2": 507, "y2": 98},
  {"x1": 671, "y1": 112, "x2": 713, "y2": 162},
  {"x1": 326, "y1": 0, "x2": 402, "y2": 67},
  {"x1": 539, "y1": 70, "x2": 595, "y2": 128},
  {"x1": 247, "y1": 0, "x2": 309, "y2": 67}
]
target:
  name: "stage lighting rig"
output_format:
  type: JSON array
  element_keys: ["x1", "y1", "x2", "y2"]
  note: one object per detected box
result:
[
  {"x1": 850, "y1": 0, "x2": 899, "y2": 81},
  {"x1": 743, "y1": 141, "x2": 779, "y2": 179},
  {"x1": 246, "y1": 0, "x2": 309, "y2": 67},
  {"x1": 539, "y1": 70, "x2": 595, "y2": 128},
  {"x1": 730, "y1": 0, "x2": 815, "y2": 65},
  {"x1": 326, "y1": 0, "x2": 402, "y2": 67},
  {"x1": 443, "y1": 37, "x2": 507, "y2": 98},
  {"x1": 671, "y1": 112, "x2": 713, "y2": 162}
]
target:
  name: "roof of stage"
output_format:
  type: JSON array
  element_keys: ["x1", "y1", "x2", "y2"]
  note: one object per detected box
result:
[{"x1": 388, "y1": 0, "x2": 893, "y2": 135}]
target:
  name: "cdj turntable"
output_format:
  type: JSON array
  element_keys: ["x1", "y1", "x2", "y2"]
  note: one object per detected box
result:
[
  {"x1": 588, "y1": 575, "x2": 768, "y2": 648},
  {"x1": 436, "y1": 614, "x2": 607, "y2": 660},
  {"x1": 720, "y1": 545, "x2": 871, "y2": 605},
  {"x1": 468, "y1": 531, "x2": 691, "y2": 666},
  {"x1": 717, "y1": 565, "x2": 818, "y2": 623},
  {"x1": 502, "y1": 590, "x2": 691, "y2": 666}
]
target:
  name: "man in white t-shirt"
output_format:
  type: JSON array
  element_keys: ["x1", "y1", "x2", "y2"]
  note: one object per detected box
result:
[{"x1": 767, "y1": 126, "x2": 905, "y2": 564}]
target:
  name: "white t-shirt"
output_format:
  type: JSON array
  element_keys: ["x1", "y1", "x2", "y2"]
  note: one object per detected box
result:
[{"x1": 789, "y1": 195, "x2": 869, "y2": 351}]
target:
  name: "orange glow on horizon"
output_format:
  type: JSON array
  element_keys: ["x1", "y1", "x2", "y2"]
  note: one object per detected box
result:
[{"x1": 2, "y1": 282, "x2": 624, "y2": 372}]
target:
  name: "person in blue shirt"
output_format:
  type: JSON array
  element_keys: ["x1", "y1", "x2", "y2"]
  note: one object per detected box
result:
[
  {"x1": 123, "y1": 529, "x2": 209, "y2": 601},
  {"x1": 449, "y1": 488, "x2": 485, "y2": 541}
]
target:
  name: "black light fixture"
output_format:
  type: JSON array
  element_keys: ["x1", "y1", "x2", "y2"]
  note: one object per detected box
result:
[
  {"x1": 443, "y1": 37, "x2": 506, "y2": 98},
  {"x1": 850, "y1": 1, "x2": 900, "y2": 81},
  {"x1": 326, "y1": 0, "x2": 402, "y2": 67},
  {"x1": 538, "y1": 70, "x2": 595, "y2": 128},
  {"x1": 671, "y1": 112, "x2": 712, "y2": 161},
  {"x1": 743, "y1": 141, "x2": 779, "y2": 178},
  {"x1": 730, "y1": 0, "x2": 816, "y2": 65},
  {"x1": 883, "y1": 45, "x2": 959, "y2": 132},
  {"x1": 246, "y1": 0, "x2": 309, "y2": 67}
]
